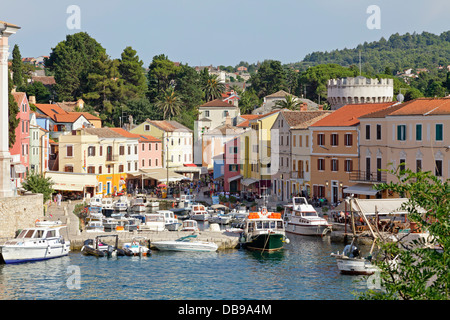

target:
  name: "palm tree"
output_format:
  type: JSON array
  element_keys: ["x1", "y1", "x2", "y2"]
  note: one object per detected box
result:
[
  {"x1": 274, "y1": 94, "x2": 303, "y2": 110},
  {"x1": 155, "y1": 87, "x2": 182, "y2": 120},
  {"x1": 203, "y1": 74, "x2": 226, "y2": 102}
]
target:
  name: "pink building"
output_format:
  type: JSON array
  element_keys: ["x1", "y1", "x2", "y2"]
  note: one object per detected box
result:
[
  {"x1": 224, "y1": 136, "x2": 242, "y2": 193},
  {"x1": 110, "y1": 128, "x2": 162, "y2": 169},
  {"x1": 10, "y1": 92, "x2": 30, "y2": 187}
]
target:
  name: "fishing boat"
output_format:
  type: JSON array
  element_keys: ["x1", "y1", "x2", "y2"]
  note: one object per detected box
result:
[
  {"x1": 139, "y1": 213, "x2": 166, "y2": 231},
  {"x1": 158, "y1": 210, "x2": 181, "y2": 231},
  {"x1": 283, "y1": 197, "x2": 332, "y2": 236},
  {"x1": 113, "y1": 196, "x2": 129, "y2": 211},
  {"x1": 330, "y1": 239, "x2": 378, "y2": 275},
  {"x1": 81, "y1": 235, "x2": 125, "y2": 257},
  {"x1": 0, "y1": 226, "x2": 70, "y2": 264},
  {"x1": 180, "y1": 219, "x2": 199, "y2": 232},
  {"x1": 189, "y1": 204, "x2": 210, "y2": 221},
  {"x1": 239, "y1": 206, "x2": 288, "y2": 252},
  {"x1": 131, "y1": 195, "x2": 147, "y2": 212},
  {"x1": 123, "y1": 236, "x2": 151, "y2": 256},
  {"x1": 151, "y1": 235, "x2": 218, "y2": 252}
]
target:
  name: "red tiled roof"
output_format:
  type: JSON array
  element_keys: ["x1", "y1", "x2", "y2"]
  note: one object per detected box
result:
[
  {"x1": 35, "y1": 103, "x2": 100, "y2": 123},
  {"x1": 199, "y1": 99, "x2": 236, "y2": 108},
  {"x1": 388, "y1": 97, "x2": 450, "y2": 116},
  {"x1": 310, "y1": 103, "x2": 396, "y2": 127},
  {"x1": 110, "y1": 128, "x2": 161, "y2": 142}
]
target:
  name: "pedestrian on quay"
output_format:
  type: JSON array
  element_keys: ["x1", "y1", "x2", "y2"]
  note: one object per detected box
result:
[{"x1": 57, "y1": 192, "x2": 62, "y2": 206}]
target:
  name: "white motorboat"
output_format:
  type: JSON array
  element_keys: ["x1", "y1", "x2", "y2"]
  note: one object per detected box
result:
[
  {"x1": 189, "y1": 204, "x2": 210, "y2": 221},
  {"x1": 147, "y1": 201, "x2": 159, "y2": 208},
  {"x1": 180, "y1": 219, "x2": 199, "y2": 232},
  {"x1": 131, "y1": 195, "x2": 147, "y2": 212},
  {"x1": 0, "y1": 226, "x2": 70, "y2": 264},
  {"x1": 89, "y1": 195, "x2": 103, "y2": 209},
  {"x1": 139, "y1": 213, "x2": 166, "y2": 231},
  {"x1": 209, "y1": 213, "x2": 232, "y2": 225},
  {"x1": 330, "y1": 239, "x2": 378, "y2": 275},
  {"x1": 283, "y1": 197, "x2": 332, "y2": 236},
  {"x1": 35, "y1": 219, "x2": 63, "y2": 227},
  {"x1": 102, "y1": 197, "x2": 114, "y2": 216},
  {"x1": 177, "y1": 194, "x2": 195, "y2": 209},
  {"x1": 158, "y1": 210, "x2": 181, "y2": 231},
  {"x1": 123, "y1": 236, "x2": 151, "y2": 256},
  {"x1": 152, "y1": 235, "x2": 218, "y2": 252},
  {"x1": 86, "y1": 220, "x2": 105, "y2": 232},
  {"x1": 113, "y1": 196, "x2": 129, "y2": 211}
]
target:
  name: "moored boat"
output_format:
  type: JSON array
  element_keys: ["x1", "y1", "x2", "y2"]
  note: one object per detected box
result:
[
  {"x1": 189, "y1": 204, "x2": 210, "y2": 221},
  {"x1": 180, "y1": 219, "x2": 199, "y2": 232},
  {"x1": 139, "y1": 213, "x2": 166, "y2": 231},
  {"x1": 131, "y1": 195, "x2": 147, "y2": 212},
  {"x1": 330, "y1": 239, "x2": 378, "y2": 275},
  {"x1": 81, "y1": 235, "x2": 125, "y2": 257},
  {"x1": 283, "y1": 197, "x2": 332, "y2": 236},
  {"x1": 158, "y1": 210, "x2": 181, "y2": 231},
  {"x1": 151, "y1": 235, "x2": 218, "y2": 252},
  {"x1": 113, "y1": 196, "x2": 129, "y2": 211},
  {"x1": 123, "y1": 236, "x2": 151, "y2": 256},
  {"x1": 239, "y1": 207, "x2": 288, "y2": 252},
  {"x1": 0, "y1": 226, "x2": 70, "y2": 264}
]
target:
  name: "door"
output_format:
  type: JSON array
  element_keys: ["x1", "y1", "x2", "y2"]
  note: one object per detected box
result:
[
  {"x1": 332, "y1": 181, "x2": 338, "y2": 204},
  {"x1": 107, "y1": 181, "x2": 111, "y2": 195}
]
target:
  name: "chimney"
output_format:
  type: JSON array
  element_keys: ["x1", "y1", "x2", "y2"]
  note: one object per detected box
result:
[
  {"x1": 300, "y1": 103, "x2": 307, "y2": 111},
  {"x1": 29, "y1": 95, "x2": 36, "y2": 104},
  {"x1": 318, "y1": 105, "x2": 323, "y2": 111},
  {"x1": 225, "y1": 114, "x2": 232, "y2": 126}
]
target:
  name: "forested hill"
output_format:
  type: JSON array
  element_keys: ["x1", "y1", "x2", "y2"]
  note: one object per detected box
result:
[{"x1": 294, "y1": 31, "x2": 450, "y2": 74}]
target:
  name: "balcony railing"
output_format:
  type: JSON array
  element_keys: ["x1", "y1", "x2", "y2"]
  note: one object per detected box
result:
[
  {"x1": 349, "y1": 170, "x2": 386, "y2": 183},
  {"x1": 291, "y1": 171, "x2": 305, "y2": 179}
]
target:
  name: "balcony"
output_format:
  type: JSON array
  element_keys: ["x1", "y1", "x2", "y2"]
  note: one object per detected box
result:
[
  {"x1": 105, "y1": 154, "x2": 119, "y2": 162},
  {"x1": 291, "y1": 171, "x2": 305, "y2": 179},
  {"x1": 348, "y1": 170, "x2": 386, "y2": 183}
]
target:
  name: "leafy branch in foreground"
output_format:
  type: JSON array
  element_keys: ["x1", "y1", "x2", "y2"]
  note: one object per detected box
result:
[{"x1": 358, "y1": 168, "x2": 449, "y2": 300}]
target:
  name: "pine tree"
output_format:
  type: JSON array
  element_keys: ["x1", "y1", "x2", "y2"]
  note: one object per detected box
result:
[
  {"x1": 118, "y1": 46, "x2": 147, "y2": 99},
  {"x1": 11, "y1": 44, "x2": 23, "y2": 87}
]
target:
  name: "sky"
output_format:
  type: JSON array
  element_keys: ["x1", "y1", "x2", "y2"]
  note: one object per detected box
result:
[{"x1": 2, "y1": 0, "x2": 450, "y2": 67}]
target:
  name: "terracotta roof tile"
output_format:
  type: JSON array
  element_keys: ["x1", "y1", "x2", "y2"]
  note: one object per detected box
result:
[
  {"x1": 145, "y1": 120, "x2": 192, "y2": 132},
  {"x1": 199, "y1": 99, "x2": 237, "y2": 108},
  {"x1": 388, "y1": 97, "x2": 450, "y2": 116},
  {"x1": 311, "y1": 103, "x2": 396, "y2": 127},
  {"x1": 110, "y1": 128, "x2": 161, "y2": 142}
]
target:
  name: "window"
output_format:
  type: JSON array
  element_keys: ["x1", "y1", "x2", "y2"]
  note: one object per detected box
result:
[
  {"x1": 416, "y1": 159, "x2": 422, "y2": 173},
  {"x1": 134, "y1": 145, "x2": 138, "y2": 154},
  {"x1": 142, "y1": 143, "x2": 145, "y2": 151},
  {"x1": 155, "y1": 159, "x2": 158, "y2": 166},
  {"x1": 376, "y1": 124, "x2": 382, "y2": 140},
  {"x1": 436, "y1": 124, "x2": 443, "y2": 141},
  {"x1": 229, "y1": 164, "x2": 238, "y2": 172},
  {"x1": 365, "y1": 125, "x2": 371, "y2": 140},
  {"x1": 88, "y1": 146, "x2": 95, "y2": 157},
  {"x1": 331, "y1": 159, "x2": 339, "y2": 172},
  {"x1": 144, "y1": 124, "x2": 150, "y2": 131},
  {"x1": 87, "y1": 166, "x2": 95, "y2": 174},
  {"x1": 317, "y1": 134, "x2": 325, "y2": 146},
  {"x1": 293, "y1": 135, "x2": 296, "y2": 147},
  {"x1": 399, "y1": 159, "x2": 406, "y2": 173},
  {"x1": 64, "y1": 165, "x2": 73, "y2": 172},
  {"x1": 119, "y1": 165, "x2": 124, "y2": 173},
  {"x1": 416, "y1": 124, "x2": 422, "y2": 141},
  {"x1": 119, "y1": 146, "x2": 125, "y2": 155},
  {"x1": 344, "y1": 160, "x2": 353, "y2": 172},
  {"x1": 66, "y1": 145, "x2": 73, "y2": 157},
  {"x1": 331, "y1": 134, "x2": 339, "y2": 146},
  {"x1": 344, "y1": 134, "x2": 353, "y2": 146},
  {"x1": 128, "y1": 145, "x2": 131, "y2": 155},
  {"x1": 149, "y1": 159, "x2": 151, "y2": 167},
  {"x1": 106, "y1": 146, "x2": 113, "y2": 161},
  {"x1": 99, "y1": 146, "x2": 103, "y2": 156},
  {"x1": 435, "y1": 160, "x2": 443, "y2": 177},
  {"x1": 318, "y1": 158, "x2": 325, "y2": 171},
  {"x1": 98, "y1": 166, "x2": 102, "y2": 174},
  {"x1": 397, "y1": 125, "x2": 406, "y2": 141},
  {"x1": 204, "y1": 110, "x2": 210, "y2": 117}
]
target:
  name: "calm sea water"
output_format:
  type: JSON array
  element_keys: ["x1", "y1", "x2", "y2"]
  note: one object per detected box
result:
[{"x1": 0, "y1": 231, "x2": 371, "y2": 300}]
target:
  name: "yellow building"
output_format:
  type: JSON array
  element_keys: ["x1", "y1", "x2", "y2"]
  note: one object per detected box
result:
[
  {"x1": 58, "y1": 128, "x2": 131, "y2": 196},
  {"x1": 239, "y1": 110, "x2": 282, "y2": 195}
]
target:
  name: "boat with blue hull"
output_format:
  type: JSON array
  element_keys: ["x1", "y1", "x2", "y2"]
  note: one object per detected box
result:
[{"x1": 0, "y1": 225, "x2": 70, "y2": 264}]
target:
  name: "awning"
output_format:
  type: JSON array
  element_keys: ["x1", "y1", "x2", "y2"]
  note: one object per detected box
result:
[
  {"x1": 128, "y1": 168, "x2": 191, "y2": 182},
  {"x1": 228, "y1": 174, "x2": 243, "y2": 183},
  {"x1": 14, "y1": 164, "x2": 27, "y2": 173},
  {"x1": 174, "y1": 166, "x2": 208, "y2": 174},
  {"x1": 45, "y1": 172, "x2": 97, "y2": 191},
  {"x1": 241, "y1": 178, "x2": 258, "y2": 186},
  {"x1": 343, "y1": 183, "x2": 379, "y2": 196}
]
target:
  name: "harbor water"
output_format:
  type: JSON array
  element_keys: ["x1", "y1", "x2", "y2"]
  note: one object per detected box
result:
[{"x1": 0, "y1": 228, "x2": 371, "y2": 300}]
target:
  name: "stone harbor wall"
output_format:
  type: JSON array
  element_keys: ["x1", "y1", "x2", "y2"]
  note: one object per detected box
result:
[{"x1": 0, "y1": 193, "x2": 43, "y2": 239}]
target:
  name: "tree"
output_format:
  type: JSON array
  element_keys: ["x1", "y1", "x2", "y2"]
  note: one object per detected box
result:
[
  {"x1": 22, "y1": 172, "x2": 55, "y2": 204},
  {"x1": 118, "y1": 46, "x2": 147, "y2": 99},
  {"x1": 274, "y1": 94, "x2": 302, "y2": 110},
  {"x1": 147, "y1": 54, "x2": 179, "y2": 102},
  {"x1": 45, "y1": 32, "x2": 106, "y2": 101},
  {"x1": 239, "y1": 89, "x2": 260, "y2": 114},
  {"x1": 249, "y1": 60, "x2": 287, "y2": 98},
  {"x1": 11, "y1": 44, "x2": 23, "y2": 87},
  {"x1": 359, "y1": 168, "x2": 450, "y2": 300},
  {"x1": 155, "y1": 87, "x2": 182, "y2": 120},
  {"x1": 202, "y1": 73, "x2": 225, "y2": 102},
  {"x1": 18, "y1": 81, "x2": 51, "y2": 103},
  {"x1": 8, "y1": 73, "x2": 19, "y2": 148}
]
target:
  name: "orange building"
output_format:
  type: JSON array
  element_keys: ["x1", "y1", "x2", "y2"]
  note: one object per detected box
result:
[{"x1": 309, "y1": 102, "x2": 396, "y2": 204}]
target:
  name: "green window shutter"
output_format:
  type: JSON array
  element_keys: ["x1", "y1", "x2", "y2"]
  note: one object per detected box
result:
[
  {"x1": 436, "y1": 124, "x2": 443, "y2": 141},
  {"x1": 416, "y1": 124, "x2": 422, "y2": 141}
]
